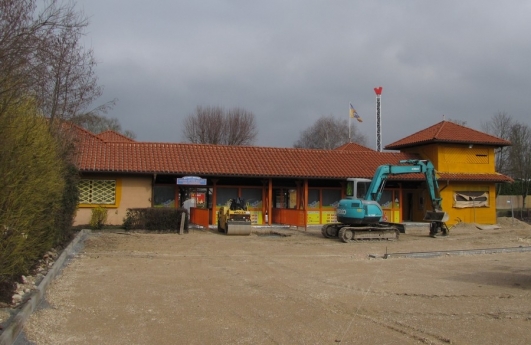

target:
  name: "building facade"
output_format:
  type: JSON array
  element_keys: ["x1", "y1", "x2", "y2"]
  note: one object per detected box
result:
[{"x1": 73, "y1": 121, "x2": 512, "y2": 228}]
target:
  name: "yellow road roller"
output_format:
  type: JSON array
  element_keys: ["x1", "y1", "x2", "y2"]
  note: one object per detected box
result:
[{"x1": 217, "y1": 198, "x2": 252, "y2": 235}]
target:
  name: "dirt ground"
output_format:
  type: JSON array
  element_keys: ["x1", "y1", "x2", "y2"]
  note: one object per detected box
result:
[{"x1": 18, "y1": 218, "x2": 531, "y2": 344}]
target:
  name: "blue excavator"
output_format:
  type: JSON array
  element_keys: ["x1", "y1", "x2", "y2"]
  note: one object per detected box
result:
[{"x1": 321, "y1": 159, "x2": 449, "y2": 242}]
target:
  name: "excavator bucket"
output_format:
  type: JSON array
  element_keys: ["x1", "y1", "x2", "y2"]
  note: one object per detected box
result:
[
  {"x1": 226, "y1": 220, "x2": 252, "y2": 235},
  {"x1": 424, "y1": 211, "x2": 449, "y2": 223}
]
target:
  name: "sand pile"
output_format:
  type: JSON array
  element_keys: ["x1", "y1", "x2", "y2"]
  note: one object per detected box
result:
[{"x1": 497, "y1": 216, "x2": 531, "y2": 229}]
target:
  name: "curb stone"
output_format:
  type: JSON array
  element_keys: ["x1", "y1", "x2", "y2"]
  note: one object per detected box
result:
[
  {"x1": 384, "y1": 245, "x2": 531, "y2": 259},
  {"x1": 0, "y1": 229, "x2": 91, "y2": 345}
]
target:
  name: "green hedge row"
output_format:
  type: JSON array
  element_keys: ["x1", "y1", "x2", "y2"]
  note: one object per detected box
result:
[
  {"x1": 123, "y1": 208, "x2": 189, "y2": 232},
  {"x1": 0, "y1": 106, "x2": 79, "y2": 303}
]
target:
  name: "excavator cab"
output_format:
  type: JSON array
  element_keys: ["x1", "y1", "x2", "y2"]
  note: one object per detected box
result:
[{"x1": 346, "y1": 178, "x2": 371, "y2": 199}]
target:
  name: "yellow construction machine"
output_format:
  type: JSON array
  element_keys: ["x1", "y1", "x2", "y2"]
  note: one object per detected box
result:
[{"x1": 217, "y1": 198, "x2": 252, "y2": 235}]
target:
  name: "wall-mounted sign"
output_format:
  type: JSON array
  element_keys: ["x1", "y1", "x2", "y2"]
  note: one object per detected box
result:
[{"x1": 177, "y1": 176, "x2": 207, "y2": 186}]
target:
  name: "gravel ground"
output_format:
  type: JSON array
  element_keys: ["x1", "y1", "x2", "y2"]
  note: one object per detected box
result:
[{"x1": 12, "y1": 218, "x2": 531, "y2": 344}]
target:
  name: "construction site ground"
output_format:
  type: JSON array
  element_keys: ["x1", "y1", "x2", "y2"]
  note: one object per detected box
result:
[{"x1": 13, "y1": 218, "x2": 531, "y2": 344}]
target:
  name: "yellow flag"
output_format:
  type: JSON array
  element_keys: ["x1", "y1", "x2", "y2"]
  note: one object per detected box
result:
[{"x1": 350, "y1": 103, "x2": 362, "y2": 122}]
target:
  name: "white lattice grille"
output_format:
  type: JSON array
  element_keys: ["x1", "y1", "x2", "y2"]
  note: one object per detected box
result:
[{"x1": 79, "y1": 180, "x2": 116, "y2": 204}]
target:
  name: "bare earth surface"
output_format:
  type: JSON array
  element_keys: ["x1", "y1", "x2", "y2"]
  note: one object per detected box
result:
[{"x1": 20, "y1": 219, "x2": 531, "y2": 344}]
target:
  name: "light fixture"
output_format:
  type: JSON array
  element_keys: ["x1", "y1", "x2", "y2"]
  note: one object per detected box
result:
[{"x1": 468, "y1": 144, "x2": 473, "y2": 149}]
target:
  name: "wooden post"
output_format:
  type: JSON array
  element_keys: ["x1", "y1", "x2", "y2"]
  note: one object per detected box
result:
[
  {"x1": 268, "y1": 178, "x2": 272, "y2": 225},
  {"x1": 303, "y1": 179, "x2": 308, "y2": 231},
  {"x1": 211, "y1": 179, "x2": 218, "y2": 228},
  {"x1": 179, "y1": 213, "x2": 186, "y2": 235}
]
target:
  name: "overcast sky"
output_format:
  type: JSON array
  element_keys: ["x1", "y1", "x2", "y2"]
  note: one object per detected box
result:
[{"x1": 77, "y1": 0, "x2": 531, "y2": 149}]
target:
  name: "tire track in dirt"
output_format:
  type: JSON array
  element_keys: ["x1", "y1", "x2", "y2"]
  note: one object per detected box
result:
[
  {"x1": 237, "y1": 254, "x2": 472, "y2": 344},
  {"x1": 203, "y1": 252, "x2": 458, "y2": 344}
]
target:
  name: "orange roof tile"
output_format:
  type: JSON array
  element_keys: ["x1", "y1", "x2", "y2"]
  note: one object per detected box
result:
[
  {"x1": 97, "y1": 130, "x2": 136, "y2": 142},
  {"x1": 72, "y1": 124, "x2": 512, "y2": 183},
  {"x1": 438, "y1": 173, "x2": 513, "y2": 183},
  {"x1": 76, "y1": 141, "x2": 419, "y2": 179},
  {"x1": 334, "y1": 142, "x2": 374, "y2": 151},
  {"x1": 385, "y1": 121, "x2": 511, "y2": 150}
]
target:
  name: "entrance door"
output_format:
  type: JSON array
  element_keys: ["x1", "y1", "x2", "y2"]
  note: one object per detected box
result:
[{"x1": 403, "y1": 193, "x2": 413, "y2": 221}]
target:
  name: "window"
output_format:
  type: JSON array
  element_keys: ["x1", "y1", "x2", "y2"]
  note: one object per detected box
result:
[
  {"x1": 307, "y1": 189, "x2": 320, "y2": 208},
  {"x1": 322, "y1": 189, "x2": 341, "y2": 208},
  {"x1": 379, "y1": 190, "x2": 393, "y2": 209},
  {"x1": 79, "y1": 179, "x2": 116, "y2": 205},
  {"x1": 216, "y1": 188, "x2": 238, "y2": 207},
  {"x1": 453, "y1": 191, "x2": 489, "y2": 208},
  {"x1": 242, "y1": 188, "x2": 262, "y2": 208},
  {"x1": 154, "y1": 185, "x2": 175, "y2": 207}
]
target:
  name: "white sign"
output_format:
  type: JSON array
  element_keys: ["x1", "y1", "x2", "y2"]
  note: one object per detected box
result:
[{"x1": 177, "y1": 176, "x2": 207, "y2": 185}]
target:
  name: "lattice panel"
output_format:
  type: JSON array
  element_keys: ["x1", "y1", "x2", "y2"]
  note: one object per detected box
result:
[{"x1": 78, "y1": 180, "x2": 116, "y2": 204}]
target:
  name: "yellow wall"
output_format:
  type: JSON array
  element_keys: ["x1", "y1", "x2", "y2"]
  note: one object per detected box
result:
[
  {"x1": 439, "y1": 183, "x2": 496, "y2": 224},
  {"x1": 402, "y1": 143, "x2": 499, "y2": 225},
  {"x1": 404, "y1": 144, "x2": 496, "y2": 174},
  {"x1": 74, "y1": 175, "x2": 152, "y2": 226},
  {"x1": 438, "y1": 145, "x2": 495, "y2": 174},
  {"x1": 402, "y1": 144, "x2": 439, "y2": 166}
]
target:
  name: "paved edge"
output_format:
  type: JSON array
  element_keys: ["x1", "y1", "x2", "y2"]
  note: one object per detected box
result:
[
  {"x1": 383, "y1": 246, "x2": 531, "y2": 259},
  {"x1": 0, "y1": 229, "x2": 91, "y2": 345}
]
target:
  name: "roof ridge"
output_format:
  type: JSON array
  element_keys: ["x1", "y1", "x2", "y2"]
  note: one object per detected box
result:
[
  {"x1": 97, "y1": 130, "x2": 135, "y2": 142},
  {"x1": 67, "y1": 123, "x2": 105, "y2": 143},
  {"x1": 434, "y1": 121, "x2": 446, "y2": 139},
  {"x1": 385, "y1": 120, "x2": 511, "y2": 150}
]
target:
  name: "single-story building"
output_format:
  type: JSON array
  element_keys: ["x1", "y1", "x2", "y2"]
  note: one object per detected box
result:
[{"x1": 72, "y1": 120, "x2": 512, "y2": 228}]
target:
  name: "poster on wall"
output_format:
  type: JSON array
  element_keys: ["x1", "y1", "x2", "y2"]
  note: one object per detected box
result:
[
  {"x1": 322, "y1": 211, "x2": 337, "y2": 223},
  {"x1": 249, "y1": 211, "x2": 263, "y2": 225},
  {"x1": 307, "y1": 211, "x2": 320, "y2": 225}
]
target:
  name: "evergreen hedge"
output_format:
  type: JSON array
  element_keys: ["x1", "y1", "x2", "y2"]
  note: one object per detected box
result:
[
  {"x1": 0, "y1": 102, "x2": 79, "y2": 302},
  {"x1": 123, "y1": 208, "x2": 189, "y2": 232}
]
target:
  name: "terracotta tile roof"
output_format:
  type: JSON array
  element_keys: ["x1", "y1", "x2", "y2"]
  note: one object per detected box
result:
[
  {"x1": 97, "y1": 131, "x2": 136, "y2": 142},
  {"x1": 438, "y1": 173, "x2": 513, "y2": 183},
  {"x1": 72, "y1": 125, "x2": 512, "y2": 183},
  {"x1": 385, "y1": 121, "x2": 512, "y2": 150},
  {"x1": 334, "y1": 142, "x2": 374, "y2": 151},
  {"x1": 76, "y1": 141, "x2": 420, "y2": 179}
]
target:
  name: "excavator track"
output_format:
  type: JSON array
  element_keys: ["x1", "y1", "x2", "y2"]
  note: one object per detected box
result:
[
  {"x1": 321, "y1": 223, "x2": 341, "y2": 238},
  {"x1": 338, "y1": 225, "x2": 400, "y2": 243}
]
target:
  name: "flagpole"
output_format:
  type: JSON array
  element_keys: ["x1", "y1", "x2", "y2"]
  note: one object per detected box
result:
[{"x1": 348, "y1": 103, "x2": 351, "y2": 142}]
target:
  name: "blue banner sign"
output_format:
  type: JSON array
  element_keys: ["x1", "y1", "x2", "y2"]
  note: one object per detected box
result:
[{"x1": 177, "y1": 176, "x2": 207, "y2": 185}]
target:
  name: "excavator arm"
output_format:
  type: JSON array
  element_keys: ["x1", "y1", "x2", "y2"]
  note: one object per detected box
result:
[
  {"x1": 399, "y1": 159, "x2": 443, "y2": 212},
  {"x1": 365, "y1": 159, "x2": 448, "y2": 235},
  {"x1": 365, "y1": 162, "x2": 425, "y2": 201}
]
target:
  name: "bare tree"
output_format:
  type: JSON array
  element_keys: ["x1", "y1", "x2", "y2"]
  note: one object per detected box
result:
[
  {"x1": 182, "y1": 106, "x2": 257, "y2": 145},
  {"x1": 70, "y1": 113, "x2": 136, "y2": 139},
  {"x1": 293, "y1": 115, "x2": 367, "y2": 149},
  {"x1": 0, "y1": 0, "x2": 115, "y2": 122},
  {"x1": 447, "y1": 118, "x2": 467, "y2": 126},
  {"x1": 225, "y1": 107, "x2": 258, "y2": 145},
  {"x1": 481, "y1": 112, "x2": 513, "y2": 177},
  {"x1": 507, "y1": 122, "x2": 531, "y2": 218}
]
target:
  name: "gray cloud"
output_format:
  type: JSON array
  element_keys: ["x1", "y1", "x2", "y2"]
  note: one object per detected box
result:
[{"x1": 79, "y1": 0, "x2": 531, "y2": 148}]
